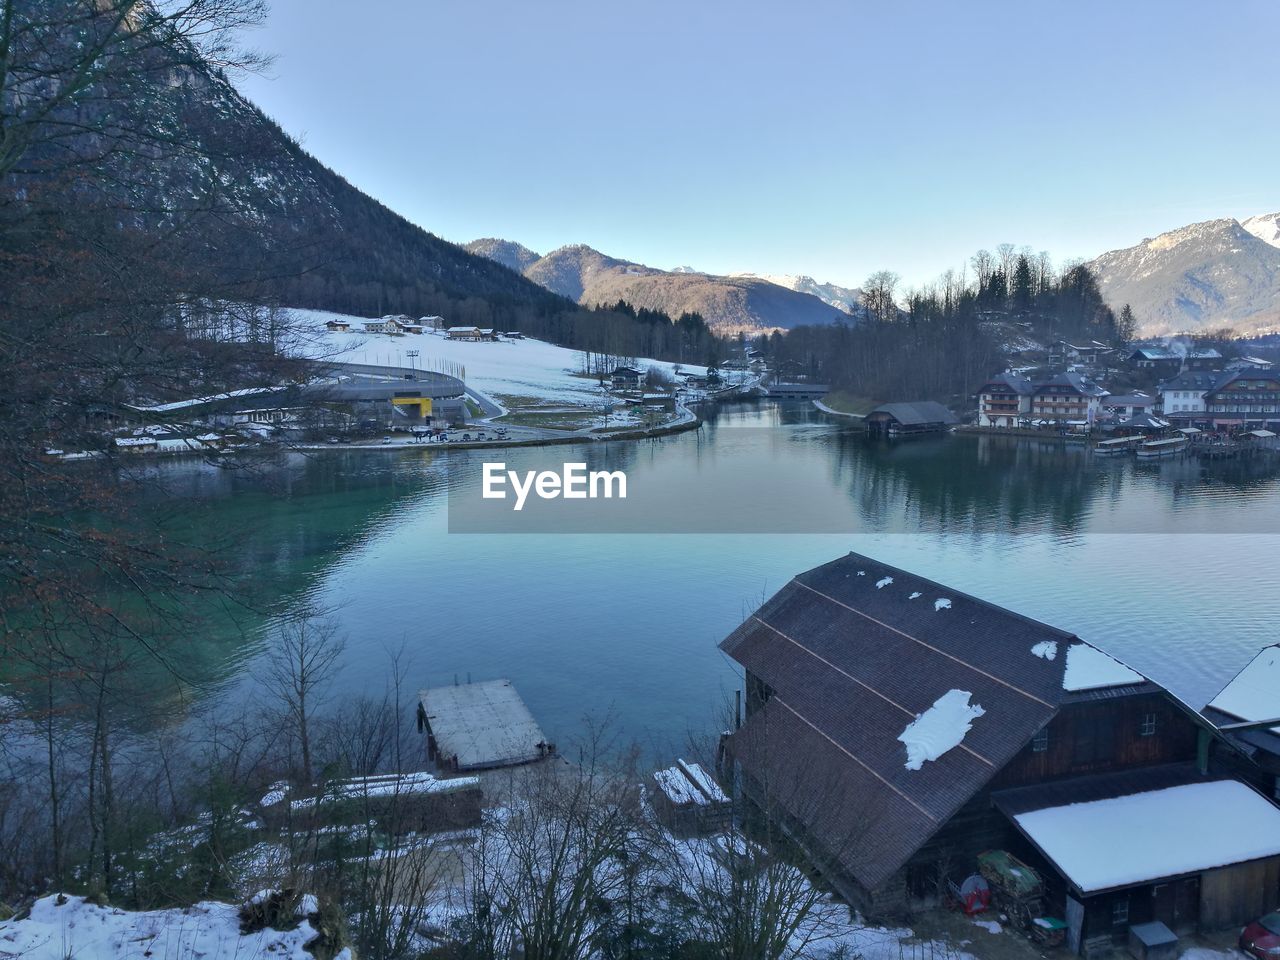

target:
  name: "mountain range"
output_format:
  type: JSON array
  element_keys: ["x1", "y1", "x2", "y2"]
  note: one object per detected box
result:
[
  {"x1": 1087, "y1": 213, "x2": 1280, "y2": 337},
  {"x1": 464, "y1": 240, "x2": 858, "y2": 334},
  {"x1": 28, "y1": 17, "x2": 1280, "y2": 343}
]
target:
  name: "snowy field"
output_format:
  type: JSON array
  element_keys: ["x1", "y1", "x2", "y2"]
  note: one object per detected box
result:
[
  {"x1": 0, "y1": 894, "x2": 350, "y2": 960},
  {"x1": 288, "y1": 308, "x2": 705, "y2": 408}
]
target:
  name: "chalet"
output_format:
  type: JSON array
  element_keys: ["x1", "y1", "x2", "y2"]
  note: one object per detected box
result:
[
  {"x1": 325, "y1": 319, "x2": 351, "y2": 332},
  {"x1": 1185, "y1": 348, "x2": 1223, "y2": 371},
  {"x1": 976, "y1": 373, "x2": 1034, "y2": 427},
  {"x1": 865, "y1": 401, "x2": 957, "y2": 436},
  {"x1": 1204, "y1": 644, "x2": 1280, "y2": 803},
  {"x1": 1128, "y1": 347, "x2": 1183, "y2": 374},
  {"x1": 420, "y1": 315, "x2": 445, "y2": 330},
  {"x1": 1157, "y1": 371, "x2": 1226, "y2": 421},
  {"x1": 362, "y1": 318, "x2": 400, "y2": 334},
  {"x1": 718, "y1": 553, "x2": 1280, "y2": 948},
  {"x1": 640, "y1": 393, "x2": 676, "y2": 413},
  {"x1": 478, "y1": 328, "x2": 498, "y2": 341},
  {"x1": 1029, "y1": 372, "x2": 1109, "y2": 425},
  {"x1": 1102, "y1": 393, "x2": 1155, "y2": 419},
  {"x1": 1203, "y1": 369, "x2": 1280, "y2": 431},
  {"x1": 447, "y1": 326, "x2": 483, "y2": 340},
  {"x1": 611, "y1": 365, "x2": 642, "y2": 390},
  {"x1": 1050, "y1": 340, "x2": 1113, "y2": 367}
]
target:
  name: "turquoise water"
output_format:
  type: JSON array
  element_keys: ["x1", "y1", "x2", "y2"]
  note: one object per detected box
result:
[{"x1": 161, "y1": 402, "x2": 1280, "y2": 752}]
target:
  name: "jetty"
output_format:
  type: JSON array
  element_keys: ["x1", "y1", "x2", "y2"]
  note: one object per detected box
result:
[{"x1": 417, "y1": 679, "x2": 555, "y2": 773}]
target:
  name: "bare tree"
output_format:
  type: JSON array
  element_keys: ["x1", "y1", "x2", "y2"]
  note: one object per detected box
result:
[{"x1": 266, "y1": 611, "x2": 346, "y2": 785}]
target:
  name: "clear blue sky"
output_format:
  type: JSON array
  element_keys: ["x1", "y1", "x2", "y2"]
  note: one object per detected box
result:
[{"x1": 236, "y1": 0, "x2": 1280, "y2": 289}]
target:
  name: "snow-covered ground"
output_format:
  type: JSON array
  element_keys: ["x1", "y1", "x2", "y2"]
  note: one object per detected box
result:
[
  {"x1": 289, "y1": 308, "x2": 705, "y2": 408},
  {"x1": 0, "y1": 894, "x2": 350, "y2": 960}
]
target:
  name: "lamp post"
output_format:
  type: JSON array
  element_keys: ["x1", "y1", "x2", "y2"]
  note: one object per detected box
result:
[{"x1": 406, "y1": 349, "x2": 419, "y2": 373}]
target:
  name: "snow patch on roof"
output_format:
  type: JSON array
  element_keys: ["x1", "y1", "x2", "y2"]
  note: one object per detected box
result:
[
  {"x1": 909, "y1": 592, "x2": 922, "y2": 600},
  {"x1": 876, "y1": 576, "x2": 893, "y2": 589},
  {"x1": 1013, "y1": 780, "x2": 1280, "y2": 893},
  {"x1": 1063, "y1": 643, "x2": 1144, "y2": 691},
  {"x1": 1031, "y1": 641, "x2": 1058, "y2": 661},
  {"x1": 1208, "y1": 644, "x2": 1280, "y2": 732},
  {"x1": 935, "y1": 598, "x2": 952, "y2": 611},
  {"x1": 898, "y1": 690, "x2": 985, "y2": 771}
]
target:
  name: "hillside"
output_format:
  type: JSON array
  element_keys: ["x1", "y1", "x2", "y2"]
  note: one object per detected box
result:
[
  {"x1": 1088, "y1": 215, "x2": 1280, "y2": 336},
  {"x1": 466, "y1": 241, "x2": 852, "y2": 334},
  {"x1": 464, "y1": 237, "x2": 542, "y2": 274},
  {"x1": 6, "y1": 31, "x2": 575, "y2": 327}
]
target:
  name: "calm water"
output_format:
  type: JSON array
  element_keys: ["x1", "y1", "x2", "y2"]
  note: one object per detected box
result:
[{"x1": 153, "y1": 402, "x2": 1280, "y2": 751}]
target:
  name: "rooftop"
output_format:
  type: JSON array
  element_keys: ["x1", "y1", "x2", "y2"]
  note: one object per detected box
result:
[
  {"x1": 1008, "y1": 778, "x2": 1280, "y2": 893},
  {"x1": 1208, "y1": 643, "x2": 1280, "y2": 735},
  {"x1": 418, "y1": 679, "x2": 549, "y2": 770},
  {"x1": 866, "y1": 401, "x2": 958, "y2": 426},
  {"x1": 719, "y1": 552, "x2": 1154, "y2": 891}
]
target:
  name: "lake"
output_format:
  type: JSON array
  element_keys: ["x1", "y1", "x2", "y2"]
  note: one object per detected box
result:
[{"x1": 156, "y1": 401, "x2": 1280, "y2": 753}]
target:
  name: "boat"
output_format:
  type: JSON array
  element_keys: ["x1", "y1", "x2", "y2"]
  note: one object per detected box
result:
[
  {"x1": 1136, "y1": 436, "x2": 1189, "y2": 459},
  {"x1": 1094, "y1": 435, "x2": 1145, "y2": 456}
]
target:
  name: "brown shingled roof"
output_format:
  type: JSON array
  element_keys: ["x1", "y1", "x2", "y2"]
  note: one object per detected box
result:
[{"x1": 719, "y1": 552, "x2": 1153, "y2": 892}]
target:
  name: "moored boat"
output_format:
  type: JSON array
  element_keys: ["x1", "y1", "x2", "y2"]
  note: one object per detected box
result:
[{"x1": 1136, "y1": 436, "x2": 1189, "y2": 459}]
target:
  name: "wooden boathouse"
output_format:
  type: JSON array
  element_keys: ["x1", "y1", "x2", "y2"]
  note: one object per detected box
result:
[
  {"x1": 864, "y1": 401, "x2": 958, "y2": 437},
  {"x1": 717, "y1": 552, "x2": 1280, "y2": 950},
  {"x1": 417, "y1": 679, "x2": 555, "y2": 772}
]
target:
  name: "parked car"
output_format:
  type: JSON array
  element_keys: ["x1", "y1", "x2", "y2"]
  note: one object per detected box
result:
[{"x1": 1240, "y1": 911, "x2": 1280, "y2": 960}]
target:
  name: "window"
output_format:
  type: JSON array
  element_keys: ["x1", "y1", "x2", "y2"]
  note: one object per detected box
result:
[
  {"x1": 1032, "y1": 727, "x2": 1050, "y2": 753},
  {"x1": 1140, "y1": 713, "x2": 1157, "y2": 737},
  {"x1": 1112, "y1": 899, "x2": 1130, "y2": 926}
]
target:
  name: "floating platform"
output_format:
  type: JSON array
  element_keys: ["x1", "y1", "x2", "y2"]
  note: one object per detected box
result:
[{"x1": 417, "y1": 679, "x2": 554, "y2": 772}]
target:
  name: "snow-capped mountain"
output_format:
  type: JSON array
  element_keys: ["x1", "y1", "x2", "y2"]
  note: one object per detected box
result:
[
  {"x1": 731, "y1": 272, "x2": 863, "y2": 314},
  {"x1": 1087, "y1": 214, "x2": 1280, "y2": 336},
  {"x1": 1241, "y1": 212, "x2": 1280, "y2": 249}
]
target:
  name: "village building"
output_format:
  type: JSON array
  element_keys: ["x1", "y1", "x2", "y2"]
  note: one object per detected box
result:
[
  {"x1": 1029, "y1": 372, "x2": 1109, "y2": 425},
  {"x1": 1128, "y1": 346, "x2": 1184, "y2": 374},
  {"x1": 417, "y1": 679, "x2": 555, "y2": 772},
  {"x1": 362, "y1": 317, "x2": 403, "y2": 335},
  {"x1": 1102, "y1": 392, "x2": 1155, "y2": 419},
  {"x1": 976, "y1": 373, "x2": 1035, "y2": 427},
  {"x1": 1156, "y1": 371, "x2": 1225, "y2": 421},
  {"x1": 324, "y1": 318, "x2": 351, "y2": 332},
  {"x1": 610, "y1": 365, "x2": 642, "y2": 390},
  {"x1": 1049, "y1": 340, "x2": 1113, "y2": 367},
  {"x1": 640, "y1": 393, "x2": 676, "y2": 413},
  {"x1": 1203, "y1": 369, "x2": 1280, "y2": 431},
  {"x1": 865, "y1": 401, "x2": 958, "y2": 436},
  {"x1": 447, "y1": 325, "x2": 484, "y2": 340},
  {"x1": 1185, "y1": 348, "x2": 1224, "y2": 370},
  {"x1": 718, "y1": 553, "x2": 1280, "y2": 950},
  {"x1": 1227, "y1": 355, "x2": 1275, "y2": 372},
  {"x1": 765, "y1": 381, "x2": 829, "y2": 399}
]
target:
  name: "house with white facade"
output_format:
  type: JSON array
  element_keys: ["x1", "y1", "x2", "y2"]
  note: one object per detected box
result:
[
  {"x1": 1157, "y1": 371, "x2": 1227, "y2": 419},
  {"x1": 976, "y1": 372, "x2": 1035, "y2": 426}
]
